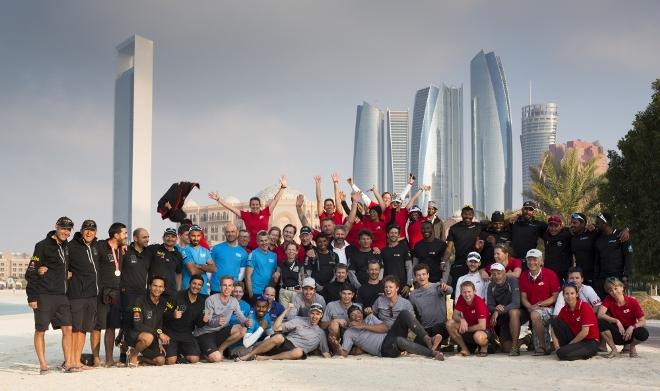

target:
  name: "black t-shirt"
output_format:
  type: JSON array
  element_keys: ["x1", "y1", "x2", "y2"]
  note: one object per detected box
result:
[
  {"x1": 96, "y1": 239, "x2": 123, "y2": 289},
  {"x1": 146, "y1": 244, "x2": 183, "y2": 296},
  {"x1": 381, "y1": 241, "x2": 411, "y2": 287},
  {"x1": 164, "y1": 290, "x2": 207, "y2": 339},
  {"x1": 279, "y1": 260, "x2": 302, "y2": 288},
  {"x1": 121, "y1": 243, "x2": 151, "y2": 293},
  {"x1": 510, "y1": 218, "x2": 546, "y2": 261},
  {"x1": 306, "y1": 250, "x2": 337, "y2": 286},
  {"x1": 571, "y1": 229, "x2": 599, "y2": 282},
  {"x1": 323, "y1": 279, "x2": 351, "y2": 303},
  {"x1": 446, "y1": 222, "x2": 481, "y2": 263},
  {"x1": 542, "y1": 228, "x2": 573, "y2": 279},
  {"x1": 478, "y1": 227, "x2": 511, "y2": 265},
  {"x1": 348, "y1": 249, "x2": 382, "y2": 285},
  {"x1": 356, "y1": 280, "x2": 384, "y2": 308},
  {"x1": 414, "y1": 239, "x2": 448, "y2": 283}
]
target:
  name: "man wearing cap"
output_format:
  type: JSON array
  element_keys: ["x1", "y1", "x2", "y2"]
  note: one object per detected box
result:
[
  {"x1": 146, "y1": 228, "x2": 184, "y2": 299},
  {"x1": 455, "y1": 252, "x2": 487, "y2": 304},
  {"x1": 245, "y1": 231, "x2": 277, "y2": 300},
  {"x1": 509, "y1": 201, "x2": 546, "y2": 267},
  {"x1": 163, "y1": 275, "x2": 207, "y2": 364},
  {"x1": 67, "y1": 219, "x2": 101, "y2": 369},
  {"x1": 236, "y1": 302, "x2": 331, "y2": 361},
  {"x1": 26, "y1": 217, "x2": 76, "y2": 374},
  {"x1": 381, "y1": 225, "x2": 413, "y2": 294},
  {"x1": 92, "y1": 222, "x2": 128, "y2": 367},
  {"x1": 298, "y1": 225, "x2": 316, "y2": 263},
  {"x1": 475, "y1": 211, "x2": 511, "y2": 266},
  {"x1": 425, "y1": 200, "x2": 446, "y2": 241},
  {"x1": 593, "y1": 212, "x2": 633, "y2": 298},
  {"x1": 210, "y1": 223, "x2": 248, "y2": 294},
  {"x1": 194, "y1": 275, "x2": 249, "y2": 362},
  {"x1": 414, "y1": 221, "x2": 449, "y2": 283},
  {"x1": 442, "y1": 205, "x2": 482, "y2": 295},
  {"x1": 519, "y1": 249, "x2": 561, "y2": 355},
  {"x1": 330, "y1": 304, "x2": 443, "y2": 360},
  {"x1": 486, "y1": 262, "x2": 523, "y2": 355},
  {"x1": 356, "y1": 260, "x2": 384, "y2": 313},
  {"x1": 409, "y1": 263, "x2": 453, "y2": 347},
  {"x1": 288, "y1": 277, "x2": 326, "y2": 319},
  {"x1": 182, "y1": 225, "x2": 216, "y2": 296},
  {"x1": 569, "y1": 212, "x2": 599, "y2": 285},
  {"x1": 320, "y1": 282, "x2": 356, "y2": 342},
  {"x1": 542, "y1": 215, "x2": 573, "y2": 281}
]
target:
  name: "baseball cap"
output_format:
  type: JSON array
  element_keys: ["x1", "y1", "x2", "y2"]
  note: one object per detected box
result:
[
  {"x1": 491, "y1": 211, "x2": 505, "y2": 223},
  {"x1": 309, "y1": 303, "x2": 324, "y2": 314},
  {"x1": 409, "y1": 205, "x2": 422, "y2": 214},
  {"x1": 300, "y1": 226, "x2": 313, "y2": 235},
  {"x1": 490, "y1": 263, "x2": 506, "y2": 272},
  {"x1": 81, "y1": 219, "x2": 97, "y2": 230},
  {"x1": 597, "y1": 212, "x2": 613, "y2": 225},
  {"x1": 189, "y1": 225, "x2": 203, "y2": 232},
  {"x1": 461, "y1": 204, "x2": 474, "y2": 212},
  {"x1": 570, "y1": 212, "x2": 586, "y2": 222},
  {"x1": 522, "y1": 201, "x2": 537, "y2": 210},
  {"x1": 164, "y1": 227, "x2": 177, "y2": 236},
  {"x1": 526, "y1": 249, "x2": 543, "y2": 259},
  {"x1": 256, "y1": 295, "x2": 269, "y2": 302},
  {"x1": 548, "y1": 215, "x2": 563, "y2": 225},
  {"x1": 302, "y1": 277, "x2": 316, "y2": 288},
  {"x1": 392, "y1": 196, "x2": 403, "y2": 204},
  {"x1": 427, "y1": 201, "x2": 437, "y2": 209},
  {"x1": 56, "y1": 216, "x2": 74, "y2": 228},
  {"x1": 467, "y1": 251, "x2": 481, "y2": 263}
]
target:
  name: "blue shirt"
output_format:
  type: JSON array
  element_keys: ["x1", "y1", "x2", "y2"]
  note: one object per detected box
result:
[
  {"x1": 229, "y1": 299, "x2": 251, "y2": 326},
  {"x1": 268, "y1": 301, "x2": 285, "y2": 322},
  {"x1": 246, "y1": 249, "x2": 277, "y2": 296},
  {"x1": 210, "y1": 242, "x2": 248, "y2": 292},
  {"x1": 246, "y1": 309, "x2": 273, "y2": 335},
  {"x1": 182, "y1": 245, "x2": 213, "y2": 295}
]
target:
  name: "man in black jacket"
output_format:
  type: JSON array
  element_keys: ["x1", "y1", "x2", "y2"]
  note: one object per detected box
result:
[
  {"x1": 67, "y1": 219, "x2": 101, "y2": 369},
  {"x1": 127, "y1": 275, "x2": 174, "y2": 367},
  {"x1": 594, "y1": 213, "x2": 633, "y2": 298},
  {"x1": 26, "y1": 217, "x2": 76, "y2": 374}
]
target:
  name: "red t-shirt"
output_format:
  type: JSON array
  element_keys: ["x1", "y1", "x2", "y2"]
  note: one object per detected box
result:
[
  {"x1": 519, "y1": 268, "x2": 561, "y2": 306},
  {"x1": 346, "y1": 221, "x2": 362, "y2": 248},
  {"x1": 558, "y1": 299, "x2": 600, "y2": 341},
  {"x1": 240, "y1": 207, "x2": 271, "y2": 249},
  {"x1": 455, "y1": 295, "x2": 489, "y2": 327},
  {"x1": 362, "y1": 219, "x2": 387, "y2": 250},
  {"x1": 319, "y1": 210, "x2": 344, "y2": 225},
  {"x1": 486, "y1": 256, "x2": 522, "y2": 274},
  {"x1": 602, "y1": 295, "x2": 644, "y2": 328},
  {"x1": 406, "y1": 217, "x2": 426, "y2": 249},
  {"x1": 383, "y1": 207, "x2": 409, "y2": 238}
]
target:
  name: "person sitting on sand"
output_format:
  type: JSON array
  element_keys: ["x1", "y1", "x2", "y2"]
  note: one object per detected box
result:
[
  {"x1": 597, "y1": 277, "x2": 649, "y2": 358},
  {"x1": 549, "y1": 283, "x2": 600, "y2": 361},
  {"x1": 446, "y1": 280, "x2": 490, "y2": 357}
]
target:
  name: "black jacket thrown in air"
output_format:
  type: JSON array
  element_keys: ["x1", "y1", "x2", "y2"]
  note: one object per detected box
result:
[
  {"x1": 26, "y1": 231, "x2": 69, "y2": 302},
  {"x1": 67, "y1": 232, "x2": 101, "y2": 299}
]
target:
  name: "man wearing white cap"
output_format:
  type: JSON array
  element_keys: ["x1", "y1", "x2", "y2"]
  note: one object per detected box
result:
[
  {"x1": 454, "y1": 252, "x2": 487, "y2": 305},
  {"x1": 486, "y1": 262, "x2": 523, "y2": 355},
  {"x1": 288, "y1": 277, "x2": 326, "y2": 319},
  {"x1": 519, "y1": 249, "x2": 561, "y2": 355}
]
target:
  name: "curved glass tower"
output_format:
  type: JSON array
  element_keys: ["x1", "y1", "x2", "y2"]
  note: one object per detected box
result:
[
  {"x1": 471, "y1": 50, "x2": 513, "y2": 215},
  {"x1": 353, "y1": 102, "x2": 384, "y2": 190},
  {"x1": 521, "y1": 103, "x2": 558, "y2": 194}
]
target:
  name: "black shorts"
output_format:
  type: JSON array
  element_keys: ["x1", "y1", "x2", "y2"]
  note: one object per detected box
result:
[
  {"x1": 196, "y1": 327, "x2": 233, "y2": 356},
  {"x1": 33, "y1": 294, "x2": 72, "y2": 331},
  {"x1": 95, "y1": 293, "x2": 122, "y2": 330},
  {"x1": 461, "y1": 330, "x2": 488, "y2": 352},
  {"x1": 426, "y1": 323, "x2": 450, "y2": 341},
  {"x1": 265, "y1": 338, "x2": 306, "y2": 359},
  {"x1": 165, "y1": 336, "x2": 201, "y2": 358},
  {"x1": 126, "y1": 330, "x2": 163, "y2": 359},
  {"x1": 598, "y1": 319, "x2": 649, "y2": 345},
  {"x1": 494, "y1": 311, "x2": 528, "y2": 342},
  {"x1": 69, "y1": 297, "x2": 97, "y2": 332}
]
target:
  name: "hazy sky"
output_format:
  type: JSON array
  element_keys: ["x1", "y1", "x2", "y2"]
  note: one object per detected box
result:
[{"x1": 2, "y1": 0, "x2": 659, "y2": 252}]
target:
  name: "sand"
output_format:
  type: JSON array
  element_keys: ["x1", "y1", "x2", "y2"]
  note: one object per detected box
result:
[{"x1": 1, "y1": 291, "x2": 659, "y2": 390}]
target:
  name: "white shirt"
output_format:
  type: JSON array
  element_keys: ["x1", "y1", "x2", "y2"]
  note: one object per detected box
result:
[
  {"x1": 455, "y1": 271, "x2": 487, "y2": 305},
  {"x1": 331, "y1": 241, "x2": 349, "y2": 265},
  {"x1": 553, "y1": 284, "x2": 602, "y2": 316}
]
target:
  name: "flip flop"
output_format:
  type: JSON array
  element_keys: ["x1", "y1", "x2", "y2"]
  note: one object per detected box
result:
[{"x1": 39, "y1": 368, "x2": 50, "y2": 375}]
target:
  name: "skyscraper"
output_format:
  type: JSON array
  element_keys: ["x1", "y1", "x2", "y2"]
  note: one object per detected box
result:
[
  {"x1": 521, "y1": 103, "x2": 558, "y2": 194},
  {"x1": 410, "y1": 84, "x2": 464, "y2": 217},
  {"x1": 385, "y1": 110, "x2": 409, "y2": 195},
  {"x1": 113, "y1": 35, "x2": 153, "y2": 233},
  {"x1": 471, "y1": 50, "x2": 513, "y2": 215},
  {"x1": 353, "y1": 102, "x2": 384, "y2": 191}
]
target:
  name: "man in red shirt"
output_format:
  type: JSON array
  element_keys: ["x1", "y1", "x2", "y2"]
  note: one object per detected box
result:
[
  {"x1": 314, "y1": 173, "x2": 343, "y2": 225},
  {"x1": 208, "y1": 176, "x2": 287, "y2": 250},
  {"x1": 345, "y1": 192, "x2": 387, "y2": 250},
  {"x1": 446, "y1": 280, "x2": 489, "y2": 357},
  {"x1": 519, "y1": 249, "x2": 561, "y2": 355}
]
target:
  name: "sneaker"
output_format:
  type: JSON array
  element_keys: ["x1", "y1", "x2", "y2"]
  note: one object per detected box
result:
[{"x1": 509, "y1": 347, "x2": 520, "y2": 356}]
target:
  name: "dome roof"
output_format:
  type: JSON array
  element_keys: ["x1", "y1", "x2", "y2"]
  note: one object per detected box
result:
[
  {"x1": 254, "y1": 185, "x2": 301, "y2": 201},
  {"x1": 183, "y1": 198, "x2": 199, "y2": 208},
  {"x1": 225, "y1": 195, "x2": 241, "y2": 204}
]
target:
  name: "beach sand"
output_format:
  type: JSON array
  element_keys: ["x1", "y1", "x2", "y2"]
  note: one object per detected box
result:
[{"x1": 1, "y1": 291, "x2": 659, "y2": 390}]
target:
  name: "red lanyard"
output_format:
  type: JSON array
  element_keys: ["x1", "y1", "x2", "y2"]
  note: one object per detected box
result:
[{"x1": 110, "y1": 247, "x2": 120, "y2": 273}]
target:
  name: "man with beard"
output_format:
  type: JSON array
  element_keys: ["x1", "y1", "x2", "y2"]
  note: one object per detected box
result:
[
  {"x1": 356, "y1": 261, "x2": 384, "y2": 313},
  {"x1": 182, "y1": 225, "x2": 216, "y2": 296},
  {"x1": 442, "y1": 205, "x2": 481, "y2": 294},
  {"x1": 147, "y1": 228, "x2": 183, "y2": 299},
  {"x1": 593, "y1": 213, "x2": 633, "y2": 298},
  {"x1": 305, "y1": 234, "x2": 339, "y2": 292},
  {"x1": 542, "y1": 215, "x2": 573, "y2": 282},
  {"x1": 164, "y1": 275, "x2": 207, "y2": 364},
  {"x1": 210, "y1": 223, "x2": 248, "y2": 294},
  {"x1": 381, "y1": 225, "x2": 412, "y2": 295},
  {"x1": 475, "y1": 211, "x2": 511, "y2": 266},
  {"x1": 322, "y1": 264, "x2": 355, "y2": 303},
  {"x1": 509, "y1": 201, "x2": 546, "y2": 266},
  {"x1": 414, "y1": 221, "x2": 448, "y2": 283}
]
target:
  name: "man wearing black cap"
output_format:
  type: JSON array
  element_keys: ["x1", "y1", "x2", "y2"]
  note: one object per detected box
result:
[
  {"x1": 147, "y1": 228, "x2": 184, "y2": 299},
  {"x1": 593, "y1": 213, "x2": 633, "y2": 298},
  {"x1": 26, "y1": 217, "x2": 76, "y2": 374},
  {"x1": 442, "y1": 205, "x2": 481, "y2": 294},
  {"x1": 67, "y1": 219, "x2": 101, "y2": 369},
  {"x1": 92, "y1": 222, "x2": 128, "y2": 367},
  {"x1": 569, "y1": 212, "x2": 598, "y2": 285},
  {"x1": 509, "y1": 201, "x2": 546, "y2": 267},
  {"x1": 475, "y1": 211, "x2": 511, "y2": 266}
]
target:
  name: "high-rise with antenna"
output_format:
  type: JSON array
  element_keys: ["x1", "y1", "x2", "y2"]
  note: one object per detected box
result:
[{"x1": 520, "y1": 102, "x2": 558, "y2": 196}]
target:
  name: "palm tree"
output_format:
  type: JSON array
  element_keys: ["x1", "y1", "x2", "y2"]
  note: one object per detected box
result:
[{"x1": 525, "y1": 149, "x2": 605, "y2": 222}]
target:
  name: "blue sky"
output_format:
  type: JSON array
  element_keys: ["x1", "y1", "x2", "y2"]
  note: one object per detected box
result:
[{"x1": 1, "y1": 0, "x2": 659, "y2": 252}]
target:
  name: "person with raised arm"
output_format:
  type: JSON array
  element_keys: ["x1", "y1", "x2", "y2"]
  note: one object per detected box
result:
[{"x1": 315, "y1": 173, "x2": 344, "y2": 225}]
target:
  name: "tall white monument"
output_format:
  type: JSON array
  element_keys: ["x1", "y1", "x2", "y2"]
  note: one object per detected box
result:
[{"x1": 113, "y1": 35, "x2": 153, "y2": 233}]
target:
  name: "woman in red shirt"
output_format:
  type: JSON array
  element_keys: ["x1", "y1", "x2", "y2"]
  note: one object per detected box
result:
[
  {"x1": 597, "y1": 277, "x2": 648, "y2": 358},
  {"x1": 550, "y1": 283, "x2": 600, "y2": 361}
]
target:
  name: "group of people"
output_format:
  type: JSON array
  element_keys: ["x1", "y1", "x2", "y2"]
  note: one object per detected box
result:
[{"x1": 26, "y1": 174, "x2": 648, "y2": 374}]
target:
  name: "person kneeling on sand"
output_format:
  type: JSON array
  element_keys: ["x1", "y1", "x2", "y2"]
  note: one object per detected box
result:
[
  {"x1": 446, "y1": 281, "x2": 490, "y2": 357},
  {"x1": 237, "y1": 302, "x2": 331, "y2": 361}
]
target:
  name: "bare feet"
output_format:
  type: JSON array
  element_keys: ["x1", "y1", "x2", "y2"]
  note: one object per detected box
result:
[
  {"x1": 255, "y1": 355, "x2": 270, "y2": 361},
  {"x1": 458, "y1": 350, "x2": 470, "y2": 357},
  {"x1": 433, "y1": 351, "x2": 445, "y2": 361},
  {"x1": 431, "y1": 335, "x2": 442, "y2": 352},
  {"x1": 605, "y1": 350, "x2": 619, "y2": 359}
]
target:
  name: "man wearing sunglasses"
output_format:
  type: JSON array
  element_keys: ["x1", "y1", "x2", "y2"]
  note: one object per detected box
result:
[{"x1": 593, "y1": 213, "x2": 633, "y2": 298}]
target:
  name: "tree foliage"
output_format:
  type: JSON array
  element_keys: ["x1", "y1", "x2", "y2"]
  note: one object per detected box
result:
[
  {"x1": 525, "y1": 149, "x2": 605, "y2": 222},
  {"x1": 599, "y1": 80, "x2": 660, "y2": 280}
]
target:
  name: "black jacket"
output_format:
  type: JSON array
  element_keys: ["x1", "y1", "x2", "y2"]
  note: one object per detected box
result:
[
  {"x1": 594, "y1": 229, "x2": 633, "y2": 279},
  {"x1": 121, "y1": 243, "x2": 151, "y2": 293},
  {"x1": 26, "y1": 231, "x2": 69, "y2": 302},
  {"x1": 132, "y1": 294, "x2": 174, "y2": 337},
  {"x1": 97, "y1": 239, "x2": 123, "y2": 289},
  {"x1": 67, "y1": 232, "x2": 100, "y2": 299},
  {"x1": 164, "y1": 290, "x2": 207, "y2": 338}
]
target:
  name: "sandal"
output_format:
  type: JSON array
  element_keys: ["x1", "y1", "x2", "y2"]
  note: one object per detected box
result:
[{"x1": 39, "y1": 368, "x2": 50, "y2": 375}]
